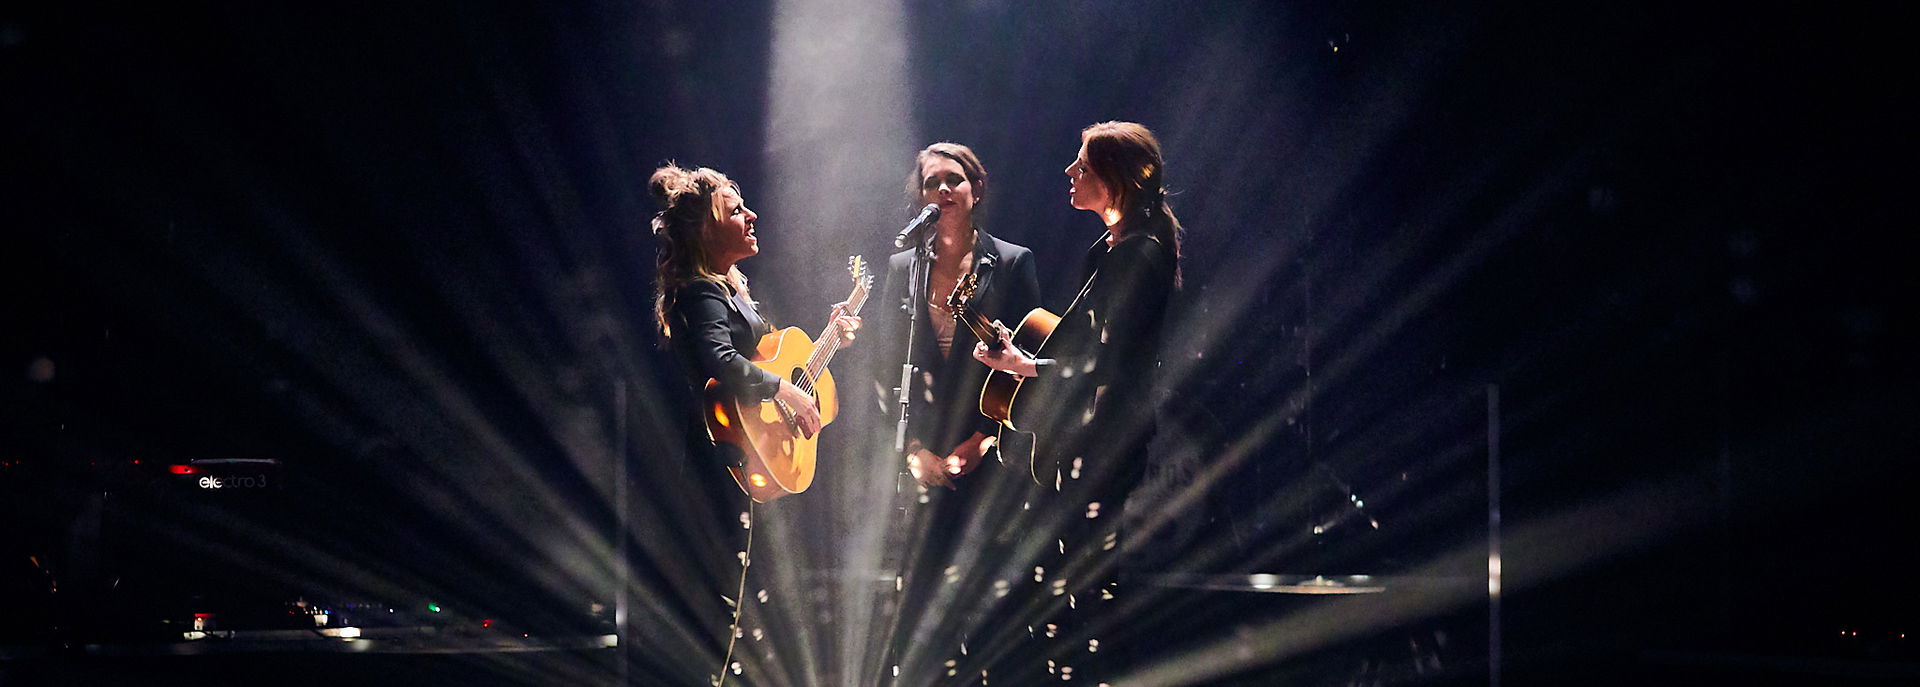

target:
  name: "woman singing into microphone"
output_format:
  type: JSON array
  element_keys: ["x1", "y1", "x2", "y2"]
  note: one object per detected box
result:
[
  {"x1": 877, "y1": 142, "x2": 1042, "y2": 488},
  {"x1": 869, "y1": 143, "x2": 1043, "y2": 680}
]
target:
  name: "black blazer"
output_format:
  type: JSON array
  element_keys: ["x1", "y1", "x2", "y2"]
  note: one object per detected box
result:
[
  {"x1": 666, "y1": 279, "x2": 782, "y2": 403},
  {"x1": 1026, "y1": 233, "x2": 1175, "y2": 470},
  {"x1": 871, "y1": 229, "x2": 1042, "y2": 455}
]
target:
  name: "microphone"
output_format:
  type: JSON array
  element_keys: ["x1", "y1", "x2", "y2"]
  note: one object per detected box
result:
[{"x1": 893, "y1": 203, "x2": 942, "y2": 249}]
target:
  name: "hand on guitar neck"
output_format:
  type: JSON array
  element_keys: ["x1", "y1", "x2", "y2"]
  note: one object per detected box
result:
[
  {"x1": 971, "y1": 326, "x2": 1040, "y2": 378},
  {"x1": 773, "y1": 301, "x2": 862, "y2": 439},
  {"x1": 947, "y1": 272, "x2": 1042, "y2": 378}
]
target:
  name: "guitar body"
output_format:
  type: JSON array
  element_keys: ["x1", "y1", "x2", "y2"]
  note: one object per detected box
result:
[
  {"x1": 706, "y1": 327, "x2": 841, "y2": 503},
  {"x1": 703, "y1": 256, "x2": 869, "y2": 503},
  {"x1": 978, "y1": 306, "x2": 1061, "y2": 430},
  {"x1": 945, "y1": 272, "x2": 1077, "y2": 486}
]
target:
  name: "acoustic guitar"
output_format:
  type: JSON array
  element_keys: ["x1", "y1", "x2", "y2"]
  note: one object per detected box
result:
[
  {"x1": 706, "y1": 256, "x2": 872, "y2": 502},
  {"x1": 945, "y1": 272, "x2": 1061, "y2": 434}
]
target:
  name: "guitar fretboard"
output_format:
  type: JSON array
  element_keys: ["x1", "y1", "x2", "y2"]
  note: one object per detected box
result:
[{"x1": 795, "y1": 274, "x2": 871, "y2": 394}]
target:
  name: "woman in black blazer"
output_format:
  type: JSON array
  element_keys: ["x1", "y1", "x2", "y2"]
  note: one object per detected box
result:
[
  {"x1": 875, "y1": 142, "x2": 1043, "y2": 488},
  {"x1": 973, "y1": 122, "x2": 1182, "y2": 684},
  {"x1": 651, "y1": 163, "x2": 860, "y2": 465},
  {"x1": 649, "y1": 162, "x2": 859, "y2": 681},
  {"x1": 867, "y1": 143, "x2": 1043, "y2": 680}
]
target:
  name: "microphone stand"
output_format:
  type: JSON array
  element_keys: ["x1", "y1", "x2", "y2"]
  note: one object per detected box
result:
[{"x1": 893, "y1": 229, "x2": 932, "y2": 454}]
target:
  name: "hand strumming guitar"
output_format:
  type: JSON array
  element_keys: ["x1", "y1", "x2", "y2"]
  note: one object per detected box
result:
[{"x1": 774, "y1": 379, "x2": 822, "y2": 438}]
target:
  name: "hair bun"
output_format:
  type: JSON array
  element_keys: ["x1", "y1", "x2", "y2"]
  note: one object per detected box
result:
[{"x1": 648, "y1": 164, "x2": 692, "y2": 206}]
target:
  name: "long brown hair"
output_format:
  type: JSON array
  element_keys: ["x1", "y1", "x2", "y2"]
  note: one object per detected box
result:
[
  {"x1": 1081, "y1": 121, "x2": 1183, "y2": 286},
  {"x1": 650, "y1": 163, "x2": 749, "y2": 337}
]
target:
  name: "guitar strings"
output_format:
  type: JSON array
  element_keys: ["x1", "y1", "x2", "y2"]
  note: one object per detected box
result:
[{"x1": 794, "y1": 277, "x2": 871, "y2": 396}]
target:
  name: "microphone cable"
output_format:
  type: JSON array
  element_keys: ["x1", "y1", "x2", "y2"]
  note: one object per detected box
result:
[{"x1": 715, "y1": 500, "x2": 755, "y2": 687}]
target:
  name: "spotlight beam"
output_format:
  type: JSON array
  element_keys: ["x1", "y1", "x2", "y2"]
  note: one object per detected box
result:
[{"x1": 762, "y1": 0, "x2": 916, "y2": 682}]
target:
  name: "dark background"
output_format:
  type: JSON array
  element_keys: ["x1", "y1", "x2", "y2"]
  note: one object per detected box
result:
[{"x1": 3, "y1": 1, "x2": 1915, "y2": 684}]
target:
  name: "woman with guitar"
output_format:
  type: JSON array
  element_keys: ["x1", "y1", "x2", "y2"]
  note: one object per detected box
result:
[
  {"x1": 652, "y1": 163, "x2": 861, "y2": 467},
  {"x1": 650, "y1": 163, "x2": 860, "y2": 683},
  {"x1": 971, "y1": 122, "x2": 1182, "y2": 683},
  {"x1": 652, "y1": 162, "x2": 856, "y2": 449}
]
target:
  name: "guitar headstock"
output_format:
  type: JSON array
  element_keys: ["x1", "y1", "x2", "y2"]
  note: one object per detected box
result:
[
  {"x1": 847, "y1": 255, "x2": 873, "y2": 293},
  {"x1": 945, "y1": 272, "x2": 1002, "y2": 344},
  {"x1": 952, "y1": 270, "x2": 983, "y2": 308},
  {"x1": 946, "y1": 272, "x2": 980, "y2": 312}
]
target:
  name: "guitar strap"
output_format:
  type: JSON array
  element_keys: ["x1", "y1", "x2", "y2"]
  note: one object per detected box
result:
[
  {"x1": 997, "y1": 261, "x2": 1100, "y2": 474},
  {"x1": 1004, "y1": 238, "x2": 1111, "y2": 474},
  {"x1": 1061, "y1": 264, "x2": 1101, "y2": 330}
]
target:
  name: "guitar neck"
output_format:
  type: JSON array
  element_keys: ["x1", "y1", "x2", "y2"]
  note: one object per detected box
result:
[
  {"x1": 806, "y1": 284, "x2": 869, "y2": 378},
  {"x1": 952, "y1": 303, "x2": 1003, "y2": 350}
]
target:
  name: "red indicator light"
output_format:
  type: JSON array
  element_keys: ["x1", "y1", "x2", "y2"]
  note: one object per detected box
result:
[{"x1": 169, "y1": 465, "x2": 200, "y2": 475}]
